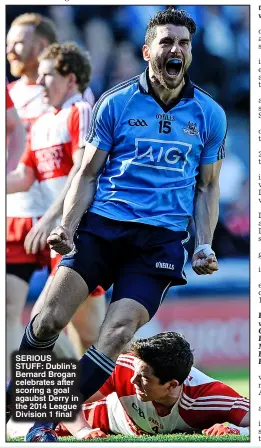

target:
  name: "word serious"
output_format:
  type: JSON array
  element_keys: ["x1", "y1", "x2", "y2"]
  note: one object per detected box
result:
[{"x1": 12, "y1": 352, "x2": 81, "y2": 421}]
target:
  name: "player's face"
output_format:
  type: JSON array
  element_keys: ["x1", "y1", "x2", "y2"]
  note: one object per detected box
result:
[
  {"x1": 7, "y1": 25, "x2": 40, "y2": 77},
  {"x1": 37, "y1": 59, "x2": 71, "y2": 108},
  {"x1": 143, "y1": 24, "x2": 192, "y2": 90},
  {"x1": 131, "y1": 359, "x2": 171, "y2": 402}
]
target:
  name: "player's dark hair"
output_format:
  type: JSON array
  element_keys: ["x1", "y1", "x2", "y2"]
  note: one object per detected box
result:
[
  {"x1": 11, "y1": 13, "x2": 57, "y2": 44},
  {"x1": 145, "y1": 8, "x2": 196, "y2": 46},
  {"x1": 131, "y1": 332, "x2": 194, "y2": 385},
  {"x1": 39, "y1": 42, "x2": 91, "y2": 93}
]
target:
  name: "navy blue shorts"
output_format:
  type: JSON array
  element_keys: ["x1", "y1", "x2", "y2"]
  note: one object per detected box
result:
[{"x1": 59, "y1": 212, "x2": 189, "y2": 319}]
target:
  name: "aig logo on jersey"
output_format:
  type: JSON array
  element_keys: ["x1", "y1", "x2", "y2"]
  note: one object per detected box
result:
[{"x1": 133, "y1": 138, "x2": 192, "y2": 172}]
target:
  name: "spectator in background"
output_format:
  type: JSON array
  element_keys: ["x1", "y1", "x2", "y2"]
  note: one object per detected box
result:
[{"x1": 212, "y1": 137, "x2": 249, "y2": 257}]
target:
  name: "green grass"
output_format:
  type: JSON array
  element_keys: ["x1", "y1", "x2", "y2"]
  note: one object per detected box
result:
[
  {"x1": 8, "y1": 434, "x2": 249, "y2": 443},
  {"x1": 8, "y1": 372, "x2": 249, "y2": 443}
]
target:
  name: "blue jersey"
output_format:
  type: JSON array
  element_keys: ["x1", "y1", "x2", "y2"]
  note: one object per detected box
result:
[{"x1": 87, "y1": 70, "x2": 226, "y2": 232}]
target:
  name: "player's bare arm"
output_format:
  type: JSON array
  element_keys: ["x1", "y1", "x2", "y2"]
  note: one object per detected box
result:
[
  {"x1": 192, "y1": 160, "x2": 222, "y2": 275},
  {"x1": 47, "y1": 143, "x2": 109, "y2": 254},
  {"x1": 24, "y1": 148, "x2": 84, "y2": 255},
  {"x1": 6, "y1": 163, "x2": 35, "y2": 194},
  {"x1": 60, "y1": 391, "x2": 107, "y2": 440}
]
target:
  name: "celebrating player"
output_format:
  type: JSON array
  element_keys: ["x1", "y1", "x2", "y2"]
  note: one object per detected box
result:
[{"x1": 7, "y1": 8, "x2": 227, "y2": 435}]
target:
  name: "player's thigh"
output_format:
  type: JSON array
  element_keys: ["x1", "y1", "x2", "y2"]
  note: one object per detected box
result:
[
  {"x1": 37, "y1": 266, "x2": 89, "y2": 330},
  {"x1": 59, "y1": 225, "x2": 115, "y2": 294},
  {"x1": 112, "y1": 272, "x2": 172, "y2": 321},
  {"x1": 96, "y1": 272, "x2": 170, "y2": 359},
  {"x1": 96, "y1": 296, "x2": 150, "y2": 359},
  {"x1": 71, "y1": 292, "x2": 107, "y2": 343}
]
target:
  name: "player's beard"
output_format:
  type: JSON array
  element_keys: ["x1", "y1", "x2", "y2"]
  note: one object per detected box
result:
[{"x1": 150, "y1": 55, "x2": 189, "y2": 91}]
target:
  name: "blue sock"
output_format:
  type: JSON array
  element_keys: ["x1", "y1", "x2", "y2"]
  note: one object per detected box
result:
[
  {"x1": 6, "y1": 316, "x2": 59, "y2": 420},
  {"x1": 79, "y1": 345, "x2": 116, "y2": 400},
  {"x1": 20, "y1": 316, "x2": 59, "y2": 351}
]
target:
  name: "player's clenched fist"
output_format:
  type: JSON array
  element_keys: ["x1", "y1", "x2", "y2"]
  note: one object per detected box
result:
[
  {"x1": 192, "y1": 244, "x2": 218, "y2": 275},
  {"x1": 47, "y1": 226, "x2": 74, "y2": 255},
  {"x1": 202, "y1": 423, "x2": 240, "y2": 436}
]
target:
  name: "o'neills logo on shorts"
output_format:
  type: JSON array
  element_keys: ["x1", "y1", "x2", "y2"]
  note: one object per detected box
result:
[{"x1": 155, "y1": 262, "x2": 175, "y2": 270}]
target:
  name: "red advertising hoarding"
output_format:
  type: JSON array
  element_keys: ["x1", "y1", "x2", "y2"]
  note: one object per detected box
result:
[{"x1": 136, "y1": 298, "x2": 249, "y2": 368}]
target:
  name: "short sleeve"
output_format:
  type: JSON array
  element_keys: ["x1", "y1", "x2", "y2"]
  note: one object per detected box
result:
[
  {"x1": 86, "y1": 94, "x2": 114, "y2": 152},
  {"x1": 99, "y1": 371, "x2": 116, "y2": 397},
  {"x1": 181, "y1": 381, "x2": 249, "y2": 429},
  {"x1": 200, "y1": 104, "x2": 227, "y2": 165},
  {"x1": 67, "y1": 102, "x2": 92, "y2": 155}
]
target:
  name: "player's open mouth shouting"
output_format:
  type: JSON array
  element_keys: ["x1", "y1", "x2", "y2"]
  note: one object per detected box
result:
[{"x1": 165, "y1": 58, "x2": 183, "y2": 79}]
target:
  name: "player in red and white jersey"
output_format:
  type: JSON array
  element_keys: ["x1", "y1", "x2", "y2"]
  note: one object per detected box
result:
[
  {"x1": 6, "y1": 14, "x2": 57, "y2": 379},
  {"x1": 6, "y1": 82, "x2": 25, "y2": 173},
  {"x1": 7, "y1": 40, "x2": 106, "y2": 356},
  {"x1": 6, "y1": 14, "x2": 105, "y2": 374},
  {"x1": 55, "y1": 332, "x2": 249, "y2": 440}
]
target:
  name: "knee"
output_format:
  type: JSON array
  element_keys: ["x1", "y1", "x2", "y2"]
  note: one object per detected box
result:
[
  {"x1": 33, "y1": 307, "x2": 67, "y2": 340},
  {"x1": 98, "y1": 318, "x2": 137, "y2": 354}
]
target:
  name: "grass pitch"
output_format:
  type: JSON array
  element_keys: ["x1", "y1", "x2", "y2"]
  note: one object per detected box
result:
[
  {"x1": 8, "y1": 434, "x2": 249, "y2": 442},
  {"x1": 8, "y1": 375, "x2": 249, "y2": 442}
]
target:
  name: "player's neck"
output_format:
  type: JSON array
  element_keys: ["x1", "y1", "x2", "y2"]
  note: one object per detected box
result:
[
  {"x1": 148, "y1": 68, "x2": 185, "y2": 105},
  {"x1": 56, "y1": 87, "x2": 80, "y2": 109},
  {"x1": 154, "y1": 384, "x2": 182, "y2": 408}
]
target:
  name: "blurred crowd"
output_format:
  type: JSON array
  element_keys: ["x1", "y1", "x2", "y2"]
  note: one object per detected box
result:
[{"x1": 6, "y1": 4, "x2": 250, "y2": 258}]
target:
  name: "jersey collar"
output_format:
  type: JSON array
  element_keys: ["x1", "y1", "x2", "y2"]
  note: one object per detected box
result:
[
  {"x1": 138, "y1": 68, "x2": 194, "y2": 113},
  {"x1": 61, "y1": 92, "x2": 83, "y2": 109},
  {"x1": 54, "y1": 92, "x2": 83, "y2": 114}
]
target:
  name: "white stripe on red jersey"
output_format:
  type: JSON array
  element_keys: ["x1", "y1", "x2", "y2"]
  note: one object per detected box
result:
[
  {"x1": 20, "y1": 93, "x2": 92, "y2": 211},
  {"x1": 82, "y1": 354, "x2": 249, "y2": 436}
]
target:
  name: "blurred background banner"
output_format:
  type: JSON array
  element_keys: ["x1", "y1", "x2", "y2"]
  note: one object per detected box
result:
[{"x1": 6, "y1": 4, "x2": 249, "y2": 394}]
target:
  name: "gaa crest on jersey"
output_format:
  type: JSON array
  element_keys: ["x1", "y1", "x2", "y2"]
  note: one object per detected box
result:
[{"x1": 183, "y1": 121, "x2": 199, "y2": 136}]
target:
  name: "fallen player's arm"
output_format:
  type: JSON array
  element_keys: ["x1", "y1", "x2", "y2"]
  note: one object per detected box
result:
[
  {"x1": 202, "y1": 411, "x2": 249, "y2": 436},
  {"x1": 59, "y1": 391, "x2": 107, "y2": 440},
  {"x1": 6, "y1": 163, "x2": 36, "y2": 194}
]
